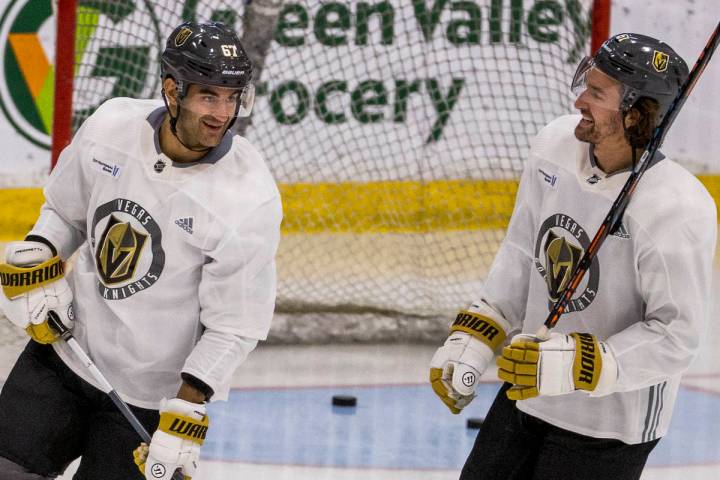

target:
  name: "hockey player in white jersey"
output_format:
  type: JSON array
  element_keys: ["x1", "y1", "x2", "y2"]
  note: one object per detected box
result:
[
  {"x1": 0, "y1": 22, "x2": 281, "y2": 479},
  {"x1": 429, "y1": 33, "x2": 716, "y2": 479}
]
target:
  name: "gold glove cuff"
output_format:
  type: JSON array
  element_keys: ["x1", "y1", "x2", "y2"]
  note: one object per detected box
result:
[
  {"x1": 0, "y1": 256, "x2": 64, "y2": 298},
  {"x1": 158, "y1": 412, "x2": 209, "y2": 445},
  {"x1": 570, "y1": 332, "x2": 602, "y2": 391},
  {"x1": 451, "y1": 310, "x2": 507, "y2": 351}
]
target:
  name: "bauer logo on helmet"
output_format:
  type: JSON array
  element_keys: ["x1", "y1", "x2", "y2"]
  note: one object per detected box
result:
[{"x1": 615, "y1": 33, "x2": 630, "y2": 42}]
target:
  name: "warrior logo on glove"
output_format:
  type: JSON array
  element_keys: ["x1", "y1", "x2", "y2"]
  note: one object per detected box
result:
[
  {"x1": 150, "y1": 463, "x2": 166, "y2": 478},
  {"x1": 497, "y1": 332, "x2": 618, "y2": 401},
  {"x1": 0, "y1": 255, "x2": 64, "y2": 298},
  {"x1": 430, "y1": 307, "x2": 509, "y2": 414},
  {"x1": 0, "y1": 241, "x2": 75, "y2": 344},
  {"x1": 461, "y1": 371, "x2": 476, "y2": 388},
  {"x1": 134, "y1": 398, "x2": 208, "y2": 480}
]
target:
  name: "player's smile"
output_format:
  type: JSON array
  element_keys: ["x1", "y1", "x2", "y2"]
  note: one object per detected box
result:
[
  {"x1": 578, "y1": 109, "x2": 594, "y2": 127},
  {"x1": 201, "y1": 119, "x2": 225, "y2": 136}
]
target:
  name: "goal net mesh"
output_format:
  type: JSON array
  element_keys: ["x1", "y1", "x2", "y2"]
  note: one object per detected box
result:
[{"x1": 60, "y1": 0, "x2": 596, "y2": 342}]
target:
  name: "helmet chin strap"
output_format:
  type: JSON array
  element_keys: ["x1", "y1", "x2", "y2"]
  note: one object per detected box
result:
[{"x1": 161, "y1": 88, "x2": 213, "y2": 154}]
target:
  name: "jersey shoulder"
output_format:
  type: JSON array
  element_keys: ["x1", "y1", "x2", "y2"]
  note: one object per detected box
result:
[
  {"x1": 78, "y1": 98, "x2": 162, "y2": 150},
  {"x1": 227, "y1": 136, "x2": 279, "y2": 200},
  {"x1": 632, "y1": 157, "x2": 716, "y2": 224},
  {"x1": 199, "y1": 136, "x2": 281, "y2": 229}
]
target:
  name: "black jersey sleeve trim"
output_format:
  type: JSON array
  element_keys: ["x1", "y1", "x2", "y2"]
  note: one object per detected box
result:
[
  {"x1": 180, "y1": 372, "x2": 215, "y2": 401},
  {"x1": 24, "y1": 234, "x2": 58, "y2": 257}
]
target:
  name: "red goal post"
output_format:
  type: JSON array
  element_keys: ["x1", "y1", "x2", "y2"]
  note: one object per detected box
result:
[{"x1": 51, "y1": 0, "x2": 77, "y2": 167}]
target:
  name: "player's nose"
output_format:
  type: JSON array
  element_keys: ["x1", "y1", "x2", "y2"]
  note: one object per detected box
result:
[
  {"x1": 573, "y1": 89, "x2": 591, "y2": 111},
  {"x1": 207, "y1": 108, "x2": 231, "y2": 124}
]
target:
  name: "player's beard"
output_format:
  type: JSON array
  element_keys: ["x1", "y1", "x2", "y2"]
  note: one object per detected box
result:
[{"x1": 574, "y1": 109, "x2": 623, "y2": 145}]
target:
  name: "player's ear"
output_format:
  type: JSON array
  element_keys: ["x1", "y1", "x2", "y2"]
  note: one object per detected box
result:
[
  {"x1": 623, "y1": 107, "x2": 640, "y2": 129},
  {"x1": 163, "y1": 77, "x2": 179, "y2": 108}
]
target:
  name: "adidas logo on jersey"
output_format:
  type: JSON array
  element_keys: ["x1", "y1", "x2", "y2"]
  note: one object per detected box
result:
[
  {"x1": 175, "y1": 217, "x2": 194, "y2": 234},
  {"x1": 610, "y1": 222, "x2": 631, "y2": 239},
  {"x1": 538, "y1": 168, "x2": 557, "y2": 187}
]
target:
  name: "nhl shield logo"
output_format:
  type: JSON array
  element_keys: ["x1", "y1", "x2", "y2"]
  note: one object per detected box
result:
[
  {"x1": 652, "y1": 50, "x2": 669, "y2": 72},
  {"x1": 175, "y1": 27, "x2": 193, "y2": 47},
  {"x1": 95, "y1": 214, "x2": 148, "y2": 284}
]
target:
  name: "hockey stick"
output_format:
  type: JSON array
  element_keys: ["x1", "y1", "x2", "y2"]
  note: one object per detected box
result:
[
  {"x1": 47, "y1": 312, "x2": 185, "y2": 480},
  {"x1": 536, "y1": 21, "x2": 720, "y2": 340}
]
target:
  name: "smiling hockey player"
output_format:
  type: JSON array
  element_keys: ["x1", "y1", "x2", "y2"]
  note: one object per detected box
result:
[
  {"x1": 429, "y1": 33, "x2": 716, "y2": 480},
  {"x1": 0, "y1": 21, "x2": 281, "y2": 480}
]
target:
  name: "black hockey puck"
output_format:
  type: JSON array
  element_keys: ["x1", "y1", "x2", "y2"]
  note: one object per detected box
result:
[
  {"x1": 332, "y1": 395, "x2": 357, "y2": 407},
  {"x1": 466, "y1": 417, "x2": 484, "y2": 429}
]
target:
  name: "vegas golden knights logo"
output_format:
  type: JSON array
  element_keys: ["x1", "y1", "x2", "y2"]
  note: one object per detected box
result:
[
  {"x1": 534, "y1": 214, "x2": 598, "y2": 312},
  {"x1": 95, "y1": 215, "x2": 148, "y2": 284},
  {"x1": 652, "y1": 50, "x2": 669, "y2": 73},
  {"x1": 544, "y1": 231, "x2": 584, "y2": 302},
  {"x1": 175, "y1": 27, "x2": 193, "y2": 47}
]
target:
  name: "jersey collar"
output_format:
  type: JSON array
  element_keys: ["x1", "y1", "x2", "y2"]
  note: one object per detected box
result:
[
  {"x1": 146, "y1": 106, "x2": 233, "y2": 166},
  {"x1": 588, "y1": 144, "x2": 665, "y2": 178}
]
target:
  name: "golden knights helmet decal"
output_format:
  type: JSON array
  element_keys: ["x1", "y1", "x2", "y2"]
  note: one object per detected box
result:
[
  {"x1": 91, "y1": 199, "x2": 165, "y2": 300},
  {"x1": 174, "y1": 27, "x2": 193, "y2": 47},
  {"x1": 95, "y1": 214, "x2": 148, "y2": 284},
  {"x1": 534, "y1": 214, "x2": 599, "y2": 313},
  {"x1": 652, "y1": 50, "x2": 669, "y2": 73}
]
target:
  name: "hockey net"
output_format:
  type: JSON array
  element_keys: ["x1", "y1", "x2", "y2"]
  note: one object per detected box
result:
[{"x1": 45, "y1": 0, "x2": 607, "y2": 343}]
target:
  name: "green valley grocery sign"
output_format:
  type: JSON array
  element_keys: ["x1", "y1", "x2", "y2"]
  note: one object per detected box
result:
[{"x1": 0, "y1": 0, "x2": 591, "y2": 150}]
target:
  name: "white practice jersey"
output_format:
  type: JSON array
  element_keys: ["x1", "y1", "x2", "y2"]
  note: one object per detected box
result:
[
  {"x1": 29, "y1": 98, "x2": 282, "y2": 409},
  {"x1": 473, "y1": 115, "x2": 716, "y2": 444}
]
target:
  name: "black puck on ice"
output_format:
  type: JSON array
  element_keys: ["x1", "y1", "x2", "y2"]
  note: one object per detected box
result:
[
  {"x1": 332, "y1": 395, "x2": 357, "y2": 407},
  {"x1": 466, "y1": 417, "x2": 484, "y2": 429}
]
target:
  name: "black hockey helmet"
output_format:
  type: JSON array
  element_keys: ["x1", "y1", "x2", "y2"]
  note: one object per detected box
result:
[
  {"x1": 161, "y1": 21, "x2": 254, "y2": 116},
  {"x1": 572, "y1": 33, "x2": 689, "y2": 122}
]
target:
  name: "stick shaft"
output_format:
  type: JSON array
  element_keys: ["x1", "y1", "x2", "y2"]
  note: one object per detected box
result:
[{"x1": 62, "y1": 334, "x2": 151, "y2": 442}]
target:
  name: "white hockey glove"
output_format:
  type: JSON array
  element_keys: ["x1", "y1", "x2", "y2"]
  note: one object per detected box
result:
[
  {"x1": 0, "y1": 241, "x2": 74, "y2": 344},
  {"x1": 134, "y1": 398, "x2": 209, "y2": 480},
  {"x1": 430, "y1": 309, "x2": 508, "y2": 414},
  {"x1": 497, "y1": 332, "x2": 618, "y2": 401}
]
